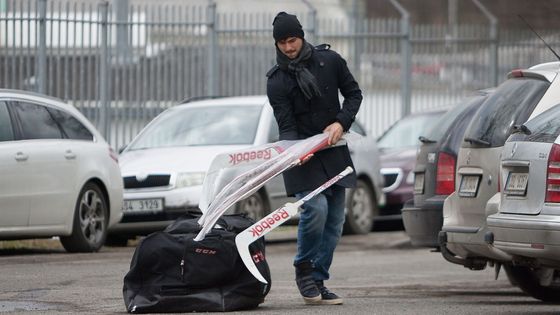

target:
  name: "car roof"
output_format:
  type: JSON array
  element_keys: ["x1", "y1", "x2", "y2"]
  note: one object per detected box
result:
[
  {"x1": 176, "y1": 95, "x2": 268, "y2": 109},
  {"x1": 507, "y1": 61, "x2": 560, "y2": 82},
  {"x1": 0, "y1": 89, "x2": 103, "y2": 140},
  {"x1": 0, "y1": 89, "x2": 68, "y2": 105}
]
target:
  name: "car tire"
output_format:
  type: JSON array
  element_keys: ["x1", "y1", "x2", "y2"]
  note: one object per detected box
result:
[
  {"x1": 504, "y1": 264, "x2": 560, "y2": 302},
  {"x1": 236, "y1": 190, "x2": 269, "y2": 221},
  {"x1": 60, "y1": 182, "x2": 108, "y2": 253},
  {"x1": 343, "y1": 179, "x2": 376, "y2": 235}
]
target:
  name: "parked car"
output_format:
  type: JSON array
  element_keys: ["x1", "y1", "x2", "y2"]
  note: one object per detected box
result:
[
  {"x1": 485, "y1": 104, "x2": 560, "y2": 302},
  {"x1": 402, "y1": 90, "x2": 491, "y2": 247},
  {"x1": 114, "y1": 96, "x2": 385, "y2": 243},
  {"x1": 376, "y1": 110, "x2": 444, "y2": 226},
  {"x1": 0, "y1": 89, "x2": 123, "y2": 252},
  {"x1": 439, "y1": 62, "x2": 560, "y2": 274}
]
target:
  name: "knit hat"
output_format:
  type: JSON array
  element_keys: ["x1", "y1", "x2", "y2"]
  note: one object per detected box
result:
[{"x1": 272, "y1": 12, "x2": 304, "y2": 42}]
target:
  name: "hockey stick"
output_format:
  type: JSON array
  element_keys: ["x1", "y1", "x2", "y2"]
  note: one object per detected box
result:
[{"x1": 235, "y1": 166, "x2": 354, "y2": 284}]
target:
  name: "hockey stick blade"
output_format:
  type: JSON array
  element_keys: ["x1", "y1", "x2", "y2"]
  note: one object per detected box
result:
[{"x1": 235, "y1": 166, "x2": 354, "y2": 284}]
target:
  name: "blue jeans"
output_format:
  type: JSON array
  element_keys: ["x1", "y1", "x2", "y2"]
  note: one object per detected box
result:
[{"x1": 294, "y1": 185, "x2": 346, "y2": 281}]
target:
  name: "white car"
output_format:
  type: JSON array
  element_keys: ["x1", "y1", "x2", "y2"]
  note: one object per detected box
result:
[
  {"x1": 114, "y1": 96, "x2": 385, "y2": 241},
  {"x1": 0, "y1": 90, "x2": 123, "y2": 252},
  {"x1": 439, "y1": 62, "x2": 560, "y2": 286}
]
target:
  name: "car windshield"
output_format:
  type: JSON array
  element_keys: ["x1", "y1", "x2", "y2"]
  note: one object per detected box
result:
[
  {"x1": 509, "y1": 103, "x2": 560, "y2": 143},
  {"x1": 377, "y1": 113, "x2": 442, "y2": 149},
  {"x1": 462, "y1": 77, "x2": 549, "y2": 148},
  {"x1": 128, "y1": 105, "x2": 262, "y2": 150}
]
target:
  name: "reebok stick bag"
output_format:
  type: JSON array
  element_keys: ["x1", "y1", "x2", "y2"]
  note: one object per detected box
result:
[{"x1": 123, "y1": 213, "x2": 271, "y2": 313}]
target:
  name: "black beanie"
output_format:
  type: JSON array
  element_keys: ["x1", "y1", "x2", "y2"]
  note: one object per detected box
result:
[{"x1": 272, "y1": 12, "x2": 304, "y2": 42}]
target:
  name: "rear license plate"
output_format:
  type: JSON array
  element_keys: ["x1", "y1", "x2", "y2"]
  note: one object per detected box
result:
[
  {"x1": 414, "y1": 173, "x2": 425, "y2": 194},
  {"x1": 122, "y1": 199, "x2": 164, "y2": 212},
  {"x1": 458, "y1": 175, "x2": 481, "y2": 197},
  {"x1": 505, "y1": 172, "x2": 529, "y2": 196}
]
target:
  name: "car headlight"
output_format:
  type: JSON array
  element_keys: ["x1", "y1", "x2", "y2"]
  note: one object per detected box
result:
[
  {"x1": 175, "y1": 172, "x2": 205, "y2": 188},
  {"x1": 406, "y1": 171, "x2": 415, "y2": 185}
]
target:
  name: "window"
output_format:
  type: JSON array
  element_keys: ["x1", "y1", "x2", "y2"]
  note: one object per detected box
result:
[
  {"x1": 509, "y1": 103, "x2": 560, "y2": 143},
  {"x1": 128, "y1": 105, "x2": 262, "y2": 150},
  {"x1": 14, "y1": 102, "x2": 62, "y2": 140},
  {"x1": 48, "y1": 107, "x2": 93, "y2": 141},
  {"x1": 462, "y1": 78, "x2": 549, "y2": 148},
  {"x1": 0, "y1": 102, "x2": 14, "y2": 141},
  {"x1": 349, "y1": 121, "x2": 366, "y2": 136},
  {"x1": 377, "y1": 112, "x2": 443, "y2": 149},
  {"x1": 268, "y1": 116, "x2": 279, "y2": 142}
]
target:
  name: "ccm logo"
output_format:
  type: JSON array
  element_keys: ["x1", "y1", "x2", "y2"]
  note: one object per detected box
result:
[
  {"x1": 250, "y1": 209, "x2": 290, "y2": 237},
  {"x1": 195, "y1": 248, "x2": 217, "y2": 255},
  {"x1": 252, "y1": 251, "x2": 266, "y2": 263}
]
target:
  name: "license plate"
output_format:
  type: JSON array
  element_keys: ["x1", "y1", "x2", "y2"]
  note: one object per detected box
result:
[
  {"x1": 505, "y1": 173, "x2": 529, "y2": 196},
  {"x1": 122, "y1": 199, "x2": 164, "y2": 212},
  {"x1": 458, "y1": 175, "x2": 480, "y2": 197},
  {"x1": 414, "y1": 173, "x2": 425, "y2": 194}
]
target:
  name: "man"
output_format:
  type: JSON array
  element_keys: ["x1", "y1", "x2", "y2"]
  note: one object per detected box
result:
[{"x1": 266, "y1": 12, "x2": 362, "y2": 305}]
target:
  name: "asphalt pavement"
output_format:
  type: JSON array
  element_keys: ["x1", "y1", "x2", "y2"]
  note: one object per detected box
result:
[{"x1": 0, "y1": 230, "x2": 558, "y2": 314}]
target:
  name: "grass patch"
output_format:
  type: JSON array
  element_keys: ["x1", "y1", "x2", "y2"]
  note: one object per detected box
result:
[{"x1": 0, "y1": 238, "x2": 63, "y2": 250}]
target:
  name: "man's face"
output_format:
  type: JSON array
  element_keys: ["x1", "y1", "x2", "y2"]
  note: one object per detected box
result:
[{"x1": 276, "y1": 37, "x2": 303, "y2": 60}]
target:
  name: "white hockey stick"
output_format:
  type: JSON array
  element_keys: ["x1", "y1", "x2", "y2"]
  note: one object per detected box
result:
[{"x1": 235, "y1": 166, "x2": 354, "y2": 284}]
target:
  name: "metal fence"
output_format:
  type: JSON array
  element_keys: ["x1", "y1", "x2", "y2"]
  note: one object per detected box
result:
[{"x1": 1, "y1": 0, "x2": 560, "y2": 150}]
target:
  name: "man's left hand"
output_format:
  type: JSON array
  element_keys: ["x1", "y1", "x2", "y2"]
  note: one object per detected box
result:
[{"x1": 324, "y1": 122, "x2": 344, "y2": 145}]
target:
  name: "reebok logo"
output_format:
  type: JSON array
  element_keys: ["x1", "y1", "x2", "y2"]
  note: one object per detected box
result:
[
  {"x1": 250, "y1": 208, "x2": 290, "y2": 237},
  {"x1": 229, "y1": 148, "x2": 272, "y2": 165}
]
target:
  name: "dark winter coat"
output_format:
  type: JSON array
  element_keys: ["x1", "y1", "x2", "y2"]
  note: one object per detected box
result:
[{"x1": 266, "y1": 44, "x2": 362, "y2": 196}]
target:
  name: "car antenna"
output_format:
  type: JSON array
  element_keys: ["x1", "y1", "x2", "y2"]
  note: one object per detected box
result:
[{"x1": 518, "y1": 15, "x2": 560, "y2": 61}]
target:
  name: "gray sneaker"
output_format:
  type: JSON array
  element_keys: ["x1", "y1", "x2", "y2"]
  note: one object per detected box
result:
[{"x1": 316, "y1": 280, "x2": 343, "y2": 305}]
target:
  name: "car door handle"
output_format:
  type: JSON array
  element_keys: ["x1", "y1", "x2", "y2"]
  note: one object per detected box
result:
[
  {"x1": 64, "y1": 150, "x2": 76, "y2": 160},
  {"x1": 14, "y1": 152, "x2": 28, "y2": 161}
]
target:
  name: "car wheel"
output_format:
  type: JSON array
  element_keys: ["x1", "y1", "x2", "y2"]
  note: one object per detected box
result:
[
  {"x1": 60, "y1": 182, "x2": 108, "y2": 253},
  {"x1": 504, "y1": 264, "x2": 560, "y2": 302},
  {"x1": 236, "y1": 190, "x2": 269, "y2": 221},
  {"x1": 343, "y1": 179, "x2": 376, "y2": 235}
]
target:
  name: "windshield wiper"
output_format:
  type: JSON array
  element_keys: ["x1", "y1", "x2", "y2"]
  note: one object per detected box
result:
[
  {"x1": 418, "y1": 136, "x2": 436, "y2": 144},
  {"x1": 512, "y1": 124, "x2": 532, "y2": 135},
  {"x1": 464, "y1": 137, "x2": 491, "y2": 147}
]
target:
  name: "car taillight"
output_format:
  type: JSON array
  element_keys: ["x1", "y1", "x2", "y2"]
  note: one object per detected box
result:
[
  {"x1": 435, "y1": 151, "x2": 456, "y2": 195},
  {"x1": 545, "y1": 143, "x2": 560, "y2": 203},
  {"x1": 109, "y1": 147, "x2": 119, "y2": 163}
]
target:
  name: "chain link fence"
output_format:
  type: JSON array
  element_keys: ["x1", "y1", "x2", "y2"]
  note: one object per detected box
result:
[{"x1": 1, "y1": 0, "x2": 559, "y2": 149}]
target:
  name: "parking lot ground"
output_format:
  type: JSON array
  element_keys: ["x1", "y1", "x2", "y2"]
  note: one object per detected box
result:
[{"x1": 0, "y1": 231, "x2": 558, "y2": 314}]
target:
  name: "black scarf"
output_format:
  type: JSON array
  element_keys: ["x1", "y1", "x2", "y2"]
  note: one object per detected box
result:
[{"x1": 276, "y1": 40, "x2": 322, "y2": 100}]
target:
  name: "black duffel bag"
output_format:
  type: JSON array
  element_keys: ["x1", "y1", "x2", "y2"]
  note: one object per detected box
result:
[{"x1": 123, "y1": 213, "x2": 271, "y2": 313}]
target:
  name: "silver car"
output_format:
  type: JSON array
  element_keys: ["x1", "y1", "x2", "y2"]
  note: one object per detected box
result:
[
  {"x1": 112, "y1": 96, "x2": 385, "y2": 243},
  {"x1": 439, "y1": 62, "x2": 560, "y2": 272},
  {"x1": 0, "y1": 89, "x2": 123, "y2": 252},
  {"x1": 485, "y1": 104, "x2": 560, "y2": 302}
]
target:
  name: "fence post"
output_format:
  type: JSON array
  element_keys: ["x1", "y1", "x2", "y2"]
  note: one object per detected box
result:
[
  {"x1": 389, "y1": 0, "x2": 411, "y2": 117},
  {"x1": 206, "y1": 0, "x2": 217, "y2": 97},
  {"x1": 472, "y1": 0, "x2": 498, "y2": 87},
  {"x1": 37, "y1": 0, "x2": 47, "y2": 94},
  {"x1": 301, "y1": 0, "x2": 317, "y2": 44},
  {"x1": 99, "y1": 1, "x2": 110, "y2": 139}
]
